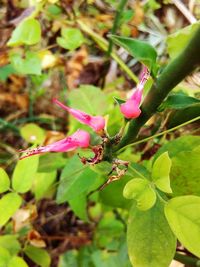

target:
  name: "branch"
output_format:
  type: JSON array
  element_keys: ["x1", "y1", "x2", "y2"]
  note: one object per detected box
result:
[
  {"x1": 116, "y1": 25, "x2": 200, "y2": 150},
  {"x1": 174, "y1": 252, "x2": 200, "y2": 266}
]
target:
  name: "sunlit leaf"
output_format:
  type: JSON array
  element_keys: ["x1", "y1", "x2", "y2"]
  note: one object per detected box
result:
[
  {"x1": 24, "y1": 246, "x2": 51, "y2": 267},
  {"x1": 12, "y1": 156, "x2": 39, "y2": 193},
  {"x1": 0, "y1": 235, "x2": 21, "y2": 256},
  {"x1": 152, "y1": 152, "x2": 172, "y2": 193},
  {"x1": 68, "y1": 85, "x2": 107, "y2": 115},
  {"x1": 123, "y1": 178, "x2": 156, "y2": 210},
  {"x1": 167, "y1": 22, "x2": 200, "y2": 59},
  {"x1": 170, "y1": 151, "x2": 200, "y2": 196},
  {"x1": 7, "y1": 18, "x2": 41, "y2": 46},
  {"x1": 20, "y1": 123, "x2": 46, "y2": 144},
  {"x1": 165, "y1": 196, "x2": 200, "y2": 257},
  {"x1": 10, "y1": 51, "x2": 42, "y2": 75},
  {"x1": 154, "y1": 135, "x2": 200, "y2": 160},
  {"x1": 57, "y1": 27, "x2": 85, "y2": 50},
  {"x1": 0, "y1": 168, "x2": 10, "y2": 193},
  {"x1": 8, "y1": 256, "x2": 28, "y2": 267},
  {"x1": 0, "y1": 193, "x2": 22, "y2": 226},
  {"x1": 32, "y1": 171, "x2": 57, "y2": 200},
  {"x1": 0, "y1": 247, "x2": 10, "y2": 267}
]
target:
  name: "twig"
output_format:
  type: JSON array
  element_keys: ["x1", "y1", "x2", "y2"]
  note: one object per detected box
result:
[
  {"x1": 116, "y1": 116, "x2": 200, "y2": 154},
  {"x1": 172, "y1": 0, "x2": 197, "y2": 24},
  {"x1": 174, "y1": 252, "x2": 200, "y2": 266}
]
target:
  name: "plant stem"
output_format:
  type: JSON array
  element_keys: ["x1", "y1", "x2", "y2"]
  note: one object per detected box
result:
[
  {"x1": 174, "y1": 252, "x2": 200, "y2": 266},
  {"x1": 116, "y1": 25, "x2": 200, "y2": 150},
  {"x1": 0, "y1": 118, "x2": 19, "y2": 134},
  {"x1": 116, "y1": 116, "x2": 200, "y2": 153},
  {"x1": 107, "y1": 0, "x2": 129, "y2": 55},
  {"x1": 77, "y1": 20, "x2": 138, "y2": 83}
]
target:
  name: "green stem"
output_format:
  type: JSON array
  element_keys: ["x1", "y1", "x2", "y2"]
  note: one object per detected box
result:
[
  {"x1": 0, "y1": 118, "x2": 19, "y2": 134},
  {"x1": 77, "y1": 20, "x2": 138, "y2": 83},
  {"x1": 116, "y1": 25, "x2": 200, "y2": 150},
  {"x1": 116, "y1": 116, "x2": 200, "y2": 153},
  {"x1": 174, "y1": 252, "x2": 200, "y2": 266},
  {"x1": 107, "y1": 0, "x2": 129, "y2": 55}
]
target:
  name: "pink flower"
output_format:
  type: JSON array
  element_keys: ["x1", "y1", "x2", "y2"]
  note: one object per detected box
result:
[
  {"x1": 120, "y1": 67, "x2": 149, "y2": 119},
  {"x1": 20, "y1": 129, "x2": 90, "y2": 159},
  {"x1": 53, "y1": 98, "x2": 105, "y2": 132}
]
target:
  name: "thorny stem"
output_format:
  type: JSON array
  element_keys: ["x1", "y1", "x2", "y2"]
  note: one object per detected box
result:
[
  {"x1": 115, "y1": 25, "x2": 200, "y2": 150},
  {"x1": 107, "y1": 0, "x2": 129, "y2": 55}
]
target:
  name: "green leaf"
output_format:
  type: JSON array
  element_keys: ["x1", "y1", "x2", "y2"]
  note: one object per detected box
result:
[
  {"x1": 110, "y1": 35, "x2": 157, "y2": 73},
  {"x1": 56, "y1": 155, "x2": 97, "y2": 203},
  {"x1": 0, "y1": 193, "x2": 22, "y2": 226},
  {"x1": 0, "y1": 64, "x2": 16, "y2": 82},
  {"x1": 152, "y1": 152, "x2": 172, "y2": 193},
  {"x1": 99, "y1": 176, "x2": 132, "y2": 209},
  {"x1": 128, "y1": 200, "x2": 176, "y2": 267},
  {"x1": 165, "y1": 196, "x2": 200, "y2": 257},
  {"x1": 123, "y1": 178, "x2": 156, "y2": 210},
  {"x1": 167, "y1": 103, "x2": 200, "y2": 129},
  {"x1": 167, "y1": 22, "x2": 200, "y2": 59},
  {"x1": 113, "y1": 97, "x2": 126, "y2": 105},
  {"x1": 0, "y1": 235, "x2": 21, "y2": 256},
  {"x1": 91, "y1": 161, "x2": 112, "y2": 175},
  {"x1": 12, "y1": 155, "x2": 39, "y2": 193},
  {"x1": 10, "y1": 51, "x2": 41, "y2": 75},
  {"x1": 24, "y1": 246, "x2": 51, "y2": 267},
  {"x1": 154, "y1": 135, "x2": 200, "y2": 160},
  {"x1": 59, "y1": 250, "x2": 78, "y2": 267},
  {"x1": 32, "y1": 171, "x2": 57, "y2": 200},
  {"x1": 158, "y1": 93, "x2": 200, "y2": 111},
  {"x1": 8, "y1": 256, "x2": 28, "y2": 267},
  {"x1": 170, "y1": 151, "x2": 200, "y2": 196},
  {"x1": 95, "y1": 213, "x2": 125, "y2": 249},
  {"x1": 120, "y1": 9, "x2": 134, "y2": 24},
  {"x1": 100, "y1": 163, "x2": 150, "y2": 209},
  {"x1": 38, "y1": 153, "x2": 66, "y2": 172},
  {"x1": 47, "y1": 4, "x2": 62, "y2": 16},
  {"x1": 0, "y1": 247, "x2": 11, "y2": 267},
  {"x1": 68, "y1": 194, "x2": 88, "y2": 222},
  {"x1": 57, "y1": 27, "x2": 85, "y2": 50},
  {"x1": 68, "y1": 85, "x2": 107, "y2": 115},
  {"x1": 20, "y1": 123, "x2": 45, "y2": 144},
  {"x1": 7, "y1": 18, "x2": 41, "y2": 46},
  {"x1": 0, "y1": 168, "x2": 10, "y2": 193}
]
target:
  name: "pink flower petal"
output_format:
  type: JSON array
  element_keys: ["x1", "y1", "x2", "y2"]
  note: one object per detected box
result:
[
  {"x1": 71, "y1": 129, "x2": 90, "y2": 148},
  {"x1": 53, "y1": 98, "x2": 105, "y2": 132},
  {"x1": 20, "y1": 129, "x2": 90, "y2": 159},
  {"x1": 120, "y1": 99, "x2": 141, "y2": 119},
  {"x1": 120, "y1": 67, "x2": 149, "y2": 119}
]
